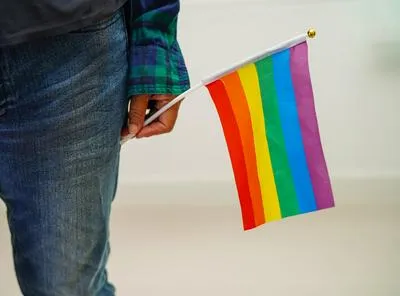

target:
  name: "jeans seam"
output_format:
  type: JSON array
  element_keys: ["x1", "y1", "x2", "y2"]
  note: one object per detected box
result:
[
  {"x1": 0, "y1": 49, "x2": 17, "y2": 114},
  {"x1": 120, "y1": 8, "x2": 129, "y2": 56}
]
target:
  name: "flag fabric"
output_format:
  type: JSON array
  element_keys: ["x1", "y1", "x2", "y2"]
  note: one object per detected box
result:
[{"x1": 205, "y1": 40, "x2": 334, "y2": 230}]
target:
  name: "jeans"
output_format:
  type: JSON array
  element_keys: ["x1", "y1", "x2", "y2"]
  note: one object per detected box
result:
[{"x1": 0, "y1": 8, "x2": 128, "y2": 296}]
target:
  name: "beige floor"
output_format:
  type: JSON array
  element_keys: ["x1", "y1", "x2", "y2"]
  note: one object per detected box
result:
[{"x1": 1, "y1": 201, "x2": 399, "y2": 296}]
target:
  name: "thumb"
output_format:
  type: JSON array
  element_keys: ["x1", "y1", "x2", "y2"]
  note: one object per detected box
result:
[{"x1": 128, "y1": 95, "x2": 150, "y2": 136}]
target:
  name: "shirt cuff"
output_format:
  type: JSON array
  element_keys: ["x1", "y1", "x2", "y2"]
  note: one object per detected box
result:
[{"x1": 127, "y1": 41, "x2": 191, "y2": 97}]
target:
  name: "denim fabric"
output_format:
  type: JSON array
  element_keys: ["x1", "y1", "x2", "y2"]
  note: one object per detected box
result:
[{"x1": 0, "y1": 8, "x2": 128, "y2": 296}]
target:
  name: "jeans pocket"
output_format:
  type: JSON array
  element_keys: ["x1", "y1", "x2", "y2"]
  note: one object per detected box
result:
[{"x1": 69, "y1": 9, "x2": 122, "y2": 34}]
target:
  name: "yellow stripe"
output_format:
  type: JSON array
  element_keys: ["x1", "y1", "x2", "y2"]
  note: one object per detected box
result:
[{"x1": 237, "y1": 64, "x2": 282, "y2": 221}]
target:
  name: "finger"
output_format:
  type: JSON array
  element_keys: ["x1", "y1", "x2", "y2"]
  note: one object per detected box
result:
[
  {"x1": 152, "y1": 94, "x2": 180, "y2": 125},
  {"x1": 136, "y1": 121, "x2": 168, "y2": 138},
  {"x1": 137, "y1": 99, "x2": 181, "y2": 138},
  {"x1": 138, "y1": 94, "x2": 180, "y2": 138},
  {"x1": 150, "y1": 94, "x2": 175, "y2": 102},
  {"x1": 121, "y1": 127, "x2": 130, "y2": 137},
  {"x1": 128, "y1": 95, "x2": 150, "y2": 136},
  {"x1": 143, "y1": 94, "x2": 176, "y2": 121}
]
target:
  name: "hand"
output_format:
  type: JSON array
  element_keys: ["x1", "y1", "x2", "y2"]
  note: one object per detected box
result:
[{"x1": 121, "y1": 94, "x2": 181, "y2": 139}]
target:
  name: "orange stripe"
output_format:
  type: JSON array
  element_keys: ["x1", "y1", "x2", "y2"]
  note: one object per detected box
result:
[
  {"x1": 221, "y1": 73, "x2": 265, "y2": 226},
  {"x1": 206, "y1": 80, "x2": 256, "y2": 230}
]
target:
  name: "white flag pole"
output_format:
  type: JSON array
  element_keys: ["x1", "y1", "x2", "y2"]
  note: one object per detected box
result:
[
  {"x1": 121, "y1": 29, "x2": 316, "y2": 144},
  {"x1": 202, "y1": 33, "x2": 307, "y2": 85},
  {"x1": 120, "y1": 82, "x2": 203, "y2": 144},
  {"x1": 143, "y1": 82, "x2": 204, "y2": 127}
]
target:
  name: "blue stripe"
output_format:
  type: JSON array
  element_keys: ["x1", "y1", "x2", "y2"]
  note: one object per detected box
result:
[{"x1": 272, "y1": 50, "x2": 317, "y2": 213}]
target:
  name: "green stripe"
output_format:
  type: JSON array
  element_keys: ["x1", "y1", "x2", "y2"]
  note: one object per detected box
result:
[{"x1": 255, "y1": 57, "x2": 300, "y2": 217}]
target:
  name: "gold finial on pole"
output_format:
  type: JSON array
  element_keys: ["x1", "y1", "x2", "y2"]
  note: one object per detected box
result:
[{"x1": 307, "y1": 28, "x2": 316, "y2": 38}]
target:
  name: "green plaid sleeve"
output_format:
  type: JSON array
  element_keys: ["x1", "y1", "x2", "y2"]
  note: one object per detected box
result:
[{"x1": 126, "y1": 0, "x2": 190, "y2": 97}]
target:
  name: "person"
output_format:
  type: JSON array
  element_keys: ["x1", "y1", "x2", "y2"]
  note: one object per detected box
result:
[{"x1": 0, "y1": 0, "x2": 190, "y2": 295}]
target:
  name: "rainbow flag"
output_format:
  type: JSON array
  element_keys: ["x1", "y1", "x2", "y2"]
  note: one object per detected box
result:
[
  {"x1": 122, "y1": 31, "x2": 335, "y2": 231},
  {"x1": 204, "y1": 39, "x2": 335, "y2": 230}
]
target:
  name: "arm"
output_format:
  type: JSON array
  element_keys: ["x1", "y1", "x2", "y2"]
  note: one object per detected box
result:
[{"x1": 126, "y1": 0, "x2": 190, "y2": 97}]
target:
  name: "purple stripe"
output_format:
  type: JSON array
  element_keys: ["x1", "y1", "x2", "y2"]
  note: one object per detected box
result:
[{"x1": 290, "y1": 42, "x2": 335, "y2": 210}]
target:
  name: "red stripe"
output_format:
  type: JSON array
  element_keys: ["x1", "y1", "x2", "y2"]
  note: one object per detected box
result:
[{"x1": 206, "y1": 80, "x2": 256, "y2": 230}]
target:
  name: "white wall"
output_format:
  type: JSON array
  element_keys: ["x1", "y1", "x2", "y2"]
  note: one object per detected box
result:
[{"x1": 118, "y1": 0, "x2": 400, "y2": 186}]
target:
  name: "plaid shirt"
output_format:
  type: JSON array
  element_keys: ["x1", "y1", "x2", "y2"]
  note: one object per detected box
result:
[{"x1": 126, "y1": 0, "x2": 190, "y2": 97}]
